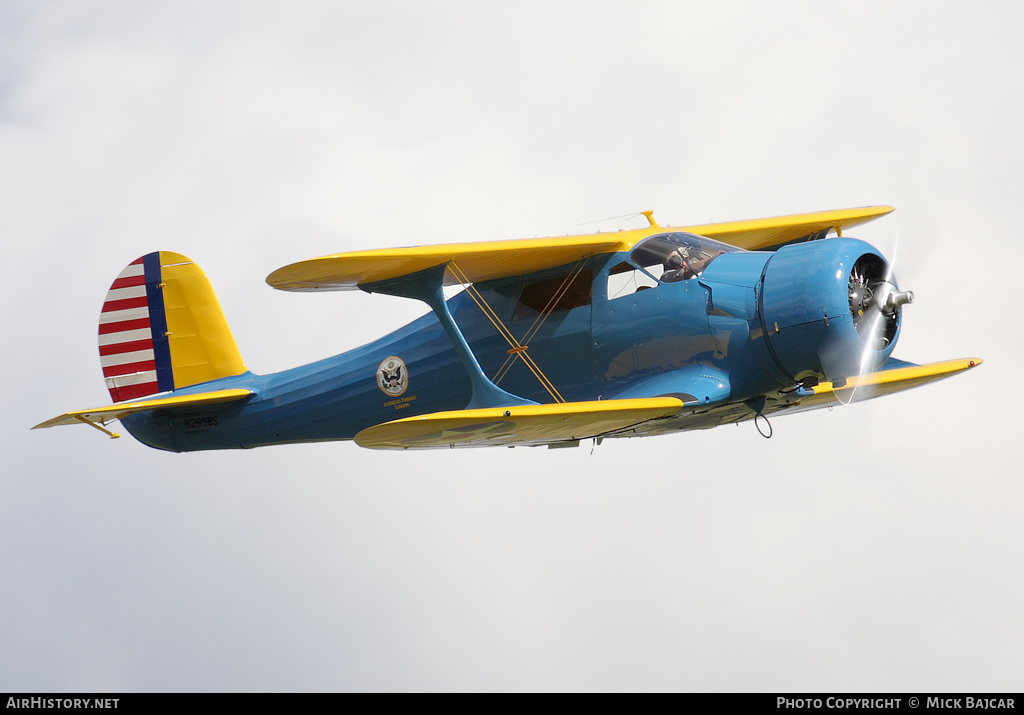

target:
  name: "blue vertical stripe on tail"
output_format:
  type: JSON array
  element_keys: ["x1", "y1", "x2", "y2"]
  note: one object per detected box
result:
[{"x1": 143, "y1": 252, "x2": 175, "y2": 393}]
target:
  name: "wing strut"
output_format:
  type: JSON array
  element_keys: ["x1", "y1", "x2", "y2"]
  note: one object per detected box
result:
[
  {"x1": 74, "y1": 414, "x2": 121, "y2": 438},
  {"x1": 361, "y1": 264, "x2": 537, "y2": 410}
]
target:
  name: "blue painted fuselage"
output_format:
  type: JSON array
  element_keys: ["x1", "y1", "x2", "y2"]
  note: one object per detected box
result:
[{"x1": 123, "y1": 238, "x2": 895, "y2": 451}]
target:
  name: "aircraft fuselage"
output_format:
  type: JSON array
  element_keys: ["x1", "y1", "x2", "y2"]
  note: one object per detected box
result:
[{"x1": 123, "y1": 237, "x2": 894, "y2": 451}]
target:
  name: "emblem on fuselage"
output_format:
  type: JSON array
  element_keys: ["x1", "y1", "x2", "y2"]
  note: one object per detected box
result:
[{"x1": 377, "y1": 356, "x2": 409, "y2": 397}]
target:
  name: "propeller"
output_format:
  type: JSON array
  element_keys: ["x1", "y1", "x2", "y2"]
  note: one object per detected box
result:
[{"x1": 839, "y1": 225, "x2": 914, "y2": 404}]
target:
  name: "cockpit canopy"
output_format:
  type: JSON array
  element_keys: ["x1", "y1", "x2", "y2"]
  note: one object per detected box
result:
[
  {"x1": 606, "y1": 232, "x2": 741, "y2": 299},
  {"x1": 630, "y1": 232, "x2": 740, "y2": 283}
]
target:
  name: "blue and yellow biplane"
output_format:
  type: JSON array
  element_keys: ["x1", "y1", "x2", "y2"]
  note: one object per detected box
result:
[{"x1": 34, "y1": 206, "x2": 981, "y2": 451}]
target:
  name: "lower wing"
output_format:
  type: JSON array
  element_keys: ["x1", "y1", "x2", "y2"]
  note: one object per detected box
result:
[
  {"x1": 354, "y1": 398, "x2": 684, "y2": 450},
  {"x1": 356, "y1": 358, "x2": 981, "y2": 449},
  {"x1": 778, "y1": 357, "x2": 982, "y2": 411}
]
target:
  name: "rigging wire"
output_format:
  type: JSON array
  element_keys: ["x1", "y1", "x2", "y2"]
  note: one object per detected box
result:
[{"x1": 448, "y1": 261, "x2": 566, "y2": 404}]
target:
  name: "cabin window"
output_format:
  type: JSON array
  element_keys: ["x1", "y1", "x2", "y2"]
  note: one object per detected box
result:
[
  {"x1": 513, "y1": 270, "x2": 593, "y2": 321},
  {"x1": 606, "y1": 261, "x2": 659, "y2": 300}
]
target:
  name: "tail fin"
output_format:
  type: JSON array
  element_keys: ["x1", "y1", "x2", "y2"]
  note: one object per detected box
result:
[{"x1": 99, "y1": 251, "x2": 246, "y2": 402}]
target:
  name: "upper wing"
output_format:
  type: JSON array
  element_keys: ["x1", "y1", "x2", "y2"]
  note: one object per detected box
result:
[
  {"x1": 354, "y1": 397, "x2": 684, "y2": 449},
  {"x1": 33, "y1": 388, "x2": 253, "y2": 435},
  {"x1": 267, "y1": 234, "x2": 638, "y2": 292},
  {"x1": 678, "y1": 205, "x2": 894, "y2": 251},
  {"x1": 266, "y1": 206, "x2": 894, "y2": 292}
]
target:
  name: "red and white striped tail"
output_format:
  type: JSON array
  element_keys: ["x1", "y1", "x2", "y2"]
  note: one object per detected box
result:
[{"x1": 98, "y1": 256, "x2": 166, "y2": 402}]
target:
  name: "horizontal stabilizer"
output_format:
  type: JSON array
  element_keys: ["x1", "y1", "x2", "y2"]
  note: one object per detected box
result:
[
  {"x1": 786, "y1": 357, "x2": 982, "y2": 409},
  {"x1": 33, "y1": 388, "x2": 253, "y2": 436},
  {"x1": 354, "y1": 397, "x2": 684, "y2": 450}
]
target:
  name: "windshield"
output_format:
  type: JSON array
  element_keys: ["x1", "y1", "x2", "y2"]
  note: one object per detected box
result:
[{"x1": 630, "y1": 232, "x2": 739, "y2": 283}]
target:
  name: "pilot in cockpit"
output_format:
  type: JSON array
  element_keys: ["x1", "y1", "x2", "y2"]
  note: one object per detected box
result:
[{"x1": 661, "y1": 248, "x2": 707, "y2": 282}]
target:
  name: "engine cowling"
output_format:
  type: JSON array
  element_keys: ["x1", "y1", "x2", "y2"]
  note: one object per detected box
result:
[{"x1": 759, "y1": 238, "x2": 909, "y2": 382}]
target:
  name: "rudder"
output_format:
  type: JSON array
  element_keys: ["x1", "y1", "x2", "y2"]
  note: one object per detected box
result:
[{"x1": 98, "y1": 251, "x2": 246, "y2": 402}]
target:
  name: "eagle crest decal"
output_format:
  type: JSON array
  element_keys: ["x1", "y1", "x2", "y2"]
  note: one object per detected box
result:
[{"x1": 377, "y1": 356, "x2": 409, "y2": 397}]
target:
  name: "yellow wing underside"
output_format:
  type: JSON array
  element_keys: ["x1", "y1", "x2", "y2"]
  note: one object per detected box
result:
[
  {"x1": 267, "y1": 206, "x2": 893, "y2": 292},
  {"x1": 354, "y1": 358, "x2": 980, "y2": 449},
  {"x1": 354, "y1": 398, "x2": 685, "y2": 450},
  {"x1": 780, "y1": 357, "x2": 982, "y2": 411},
  {"x1": 620, "y1": 358, "x2": 984, "y2": 438}
]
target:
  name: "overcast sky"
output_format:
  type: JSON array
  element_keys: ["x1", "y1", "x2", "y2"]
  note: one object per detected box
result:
[{"x1": 2, "y1": 0, "x2": 1020, "y2": 692}]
